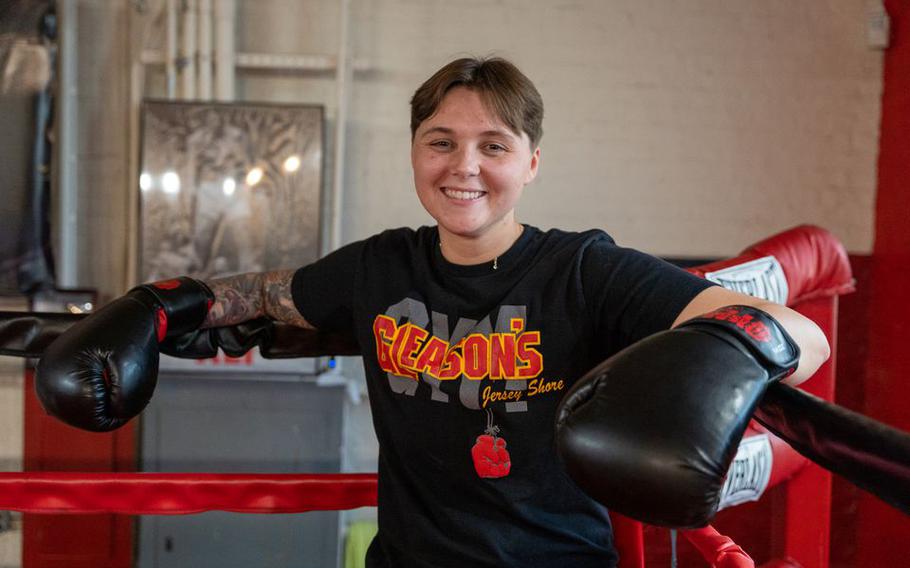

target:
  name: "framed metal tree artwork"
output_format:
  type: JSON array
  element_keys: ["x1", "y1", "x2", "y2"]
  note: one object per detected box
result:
[{"x1": 139, "y1": 101, "x2": 323, "y2": 281}]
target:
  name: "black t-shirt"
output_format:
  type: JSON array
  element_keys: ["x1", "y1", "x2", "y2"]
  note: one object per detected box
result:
[{"x1": 292, "y1": 225, "x2": 714, "y2": 568}]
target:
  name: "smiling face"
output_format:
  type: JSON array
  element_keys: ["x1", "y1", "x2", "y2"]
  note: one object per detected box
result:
[{"x1": 411, "y1": 86, "x2": 540, "y2": 252}]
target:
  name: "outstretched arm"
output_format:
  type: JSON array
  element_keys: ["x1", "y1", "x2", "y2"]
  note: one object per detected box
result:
[
  {"x1": 203, "y1": 270, "x2": 314, "y2": 329},
  {"x1": 672, "y1": 285, "x2": 829, "y2": 386}
]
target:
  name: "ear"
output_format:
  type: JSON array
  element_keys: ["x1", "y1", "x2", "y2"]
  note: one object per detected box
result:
[{"x1": 524, "y1": 147, "x2": 541, "y2": 185}]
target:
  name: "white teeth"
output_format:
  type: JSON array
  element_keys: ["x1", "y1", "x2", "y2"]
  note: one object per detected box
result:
[{"x1": 443, "y1": 188, "x2": 484, "y2": 200}]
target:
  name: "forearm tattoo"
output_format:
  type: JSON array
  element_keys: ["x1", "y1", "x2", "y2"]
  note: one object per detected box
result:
[
  {"x1": 203, "y1": 273, "x2": 263, "y2": 327},
  {"x1": 202, "y1": 270, "x2": 313, "y2": 329},
  {"x1": 261, "y1": 270, "x2": 314, "y2": 329}
]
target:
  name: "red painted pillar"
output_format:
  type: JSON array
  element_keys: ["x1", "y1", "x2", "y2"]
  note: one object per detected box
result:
[
  {"x1": 22, "y1": 370, "x2": 135, "y2": 568},
  {"x1": 857, "y1": 1, "x2": 910, "y2": 565},
  {"x1": 771, "y1": 297, "x2": 836, "y2": 568}
]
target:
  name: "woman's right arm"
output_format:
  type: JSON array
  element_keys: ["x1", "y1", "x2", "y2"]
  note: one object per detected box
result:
[{"x1": 203, "y1": 270, "x2": 315, "y2": 329}]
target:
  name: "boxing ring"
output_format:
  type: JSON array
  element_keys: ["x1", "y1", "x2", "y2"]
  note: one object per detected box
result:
[{"x1": 1, "y1": 225, "x2": 908, "y2": 568}]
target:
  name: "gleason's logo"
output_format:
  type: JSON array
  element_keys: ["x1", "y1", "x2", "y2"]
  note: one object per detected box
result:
[{"x1": 372, "y1": 315, "x2": 543, "y2": 381}]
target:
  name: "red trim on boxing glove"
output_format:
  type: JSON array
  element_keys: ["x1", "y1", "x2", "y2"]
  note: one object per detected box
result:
[
  {"x1": 150, "y1": 279, "x2": 182, "y2": 291},
  {"x1": 132, "y1": 277, "x2": 214, "y2": 343},
  {"x1": 681, "y1": 305, "x2": 800, "y2": 380},
  {"x1": 155, "y1": 308, "x2": 168, "y2": 342}
]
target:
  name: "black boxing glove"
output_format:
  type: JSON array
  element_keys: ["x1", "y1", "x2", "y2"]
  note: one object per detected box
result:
[
  {"x1": 160, "y1": 317, "x2": 275, "y2": 359},
  {"x1": 555, "y1": 305, "x2": 799, "y2": 528},
  {"x1": 35, "y1": 277, "x2": 213, "y2": 432},
  {"x1": 161, "y1": 319, "x2": 360, "y2": 360}
]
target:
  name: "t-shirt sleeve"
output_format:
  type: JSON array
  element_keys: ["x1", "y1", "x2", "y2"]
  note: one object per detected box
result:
[
  {"x1": 291, "y1": 239, "x2": 366, "y2": 333},
  {"x1": 581, "y1": 235, "x2": 716, "y2": 354}
]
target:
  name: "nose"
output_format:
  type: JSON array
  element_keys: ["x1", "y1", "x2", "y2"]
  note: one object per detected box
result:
[{"x1": 450, "y1": 147, "x2": 480, "y2": 178}]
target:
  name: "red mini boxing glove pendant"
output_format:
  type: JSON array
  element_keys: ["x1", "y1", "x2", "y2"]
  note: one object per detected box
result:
[{"x1": 471, "y1": 410, "x2": 511, "y2": 478}]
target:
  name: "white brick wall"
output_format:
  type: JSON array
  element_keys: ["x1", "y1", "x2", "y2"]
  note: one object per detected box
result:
[
  {"x1": 340, "y1": 0, "x2": 883, "y2": 256},
  {"x1": 77, "y1": 0, "x2": 884, "y2": 275},
  {"x1": 0, "y1": 357, "x2": 23, "y2": 568},
  {"x1": 193, "y1": 1, "x2": 884, "y2": 257},
  {"x1": 0, "y1": 529, "x2": 21, "y2": 568},
  {"x1": 70, "y1": 0, "x2": 133, "y2": 301},
  {"x1": 0, "y1": 361, "x2": 23, "y2": 473}
]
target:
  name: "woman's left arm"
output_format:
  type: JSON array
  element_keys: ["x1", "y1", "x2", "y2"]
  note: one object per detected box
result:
[{"x1": 671, "y1": 286, "x2": 830, "y2": 386}]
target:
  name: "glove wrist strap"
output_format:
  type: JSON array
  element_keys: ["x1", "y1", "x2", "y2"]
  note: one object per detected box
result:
[
  {"x1": 131, "y1": 277, "x2": 214, "y2": 340},
  {"x1": 681, "y1": 305, "x2": 800, "y2": 380}
]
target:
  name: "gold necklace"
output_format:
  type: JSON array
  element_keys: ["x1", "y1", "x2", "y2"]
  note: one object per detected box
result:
[{"x1": 439, "y1": 224, "x2": 521, "y2": 270}]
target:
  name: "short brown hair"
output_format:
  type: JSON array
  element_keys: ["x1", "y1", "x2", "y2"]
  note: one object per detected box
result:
[{"x1": 410, "y1": 57, "x2": 544, "y2": 149}]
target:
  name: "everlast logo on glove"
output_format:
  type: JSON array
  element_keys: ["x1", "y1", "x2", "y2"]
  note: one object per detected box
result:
[
  {"x1": 702, "y1": 306, "x2": 772, "y2": 342},
  {"x1": 691, "y1": 305, "x2": 800, "y2": 378},
  {"x1": 717, "y1": 434, "x2": 773, "y2": 510},
  {"x1": 703, "y1": 256, "x2": 789, "y2": 305}
]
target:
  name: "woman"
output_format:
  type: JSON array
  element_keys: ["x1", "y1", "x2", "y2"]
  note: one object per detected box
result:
[{"x1": 38, "y1": 57, "x2": 829, "y2": 567}]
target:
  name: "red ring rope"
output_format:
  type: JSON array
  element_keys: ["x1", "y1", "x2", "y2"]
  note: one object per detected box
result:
[
  {"x1": 0, "y1": 472, "x2": 377, "y2": 515},
  {"x1": 0, "y1": 471, "x2": 750, "y2": 566},
  {"x1": 681, "y1": 526, "x2": 754, "y2": 568}
]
